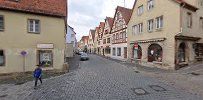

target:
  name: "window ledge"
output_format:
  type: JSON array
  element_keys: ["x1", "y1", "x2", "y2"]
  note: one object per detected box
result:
[
  {"x1": 28, "y1": 32, "x2": 40, "y2": 34},
  {"x1": 155, "y1": 28, "x2": 163, "y2": 32}
]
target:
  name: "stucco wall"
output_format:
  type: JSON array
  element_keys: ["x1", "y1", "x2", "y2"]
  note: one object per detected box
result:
[
  {"x1": 0, "y1": 10, "x2": 66, "y2": 73},
  {"x1": 127, "y1": 0, "x2": 181, "y2": 69}
]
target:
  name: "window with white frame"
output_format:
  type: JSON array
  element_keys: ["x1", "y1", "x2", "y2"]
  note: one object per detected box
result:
[
  {"x1": 138, "y1": 23, "x2": 143, "y2": 33},
  {"x1": 156, "y1": 16, "x2": 163, "y2": 29},
  {"x1": 0, "y1": 50, "x2": 5, "y2": 66},
  {"x1": 0, "y1": 15, "x2": 4, "y2": 31},
  {"x1": 138, "y1": 5, "x2": 144, "y2": 15},
  {"x1": 28, "y1": 19, "x2": 40, "y2": 33},
  {"x1": 117, "y1": 47, "x2": 121, "y2": 56},
  {"x1": 147, "y1": 0, "x2": 154, "y2": 10},
  {"x1": 132, "y1": 25, "x2": 138, "y2": 35},
  {"x1": 148, "y1": 19, "x2": 154, "y2": 32},
  {"x1": 187, "y1": 12, "x2": 192, "y2": 28}
]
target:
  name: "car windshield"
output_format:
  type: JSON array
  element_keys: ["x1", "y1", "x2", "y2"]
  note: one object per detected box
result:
[{"x1": 81, "y1": 53, "x2": 87, "y2": 56}]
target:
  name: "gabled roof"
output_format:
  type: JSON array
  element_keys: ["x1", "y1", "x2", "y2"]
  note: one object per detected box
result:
[
  {"x1": 0, "y1": 0, "x2": 67, "y2": 17},
  {"x1": 114, "y1": 6, "x2": 132, "y2": 24},
  {"x1": 99, "y1": 22, "x2": 105, "y2": 38},
  {"x1": 105, "y1": 17, "x2": 114, "y2": 29},
  {"x1": 90, "y1": 29, "x2": 96, "y2": 41}
]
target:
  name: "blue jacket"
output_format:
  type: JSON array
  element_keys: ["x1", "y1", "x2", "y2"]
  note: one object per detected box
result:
[{"x1": 33, "y1": 68, "x2": 42, "y2": 78}]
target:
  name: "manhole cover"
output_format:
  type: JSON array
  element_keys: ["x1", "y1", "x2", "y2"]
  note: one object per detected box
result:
[
  {"x1": 0, "y1": 94, "x2": 8, "y2": 98},
  {"x1": 149, "y1": 85, "x2": 167, "y2": 92},
  {"x1": 131, "y1": 88, "x2": 149, "y2": 95}
]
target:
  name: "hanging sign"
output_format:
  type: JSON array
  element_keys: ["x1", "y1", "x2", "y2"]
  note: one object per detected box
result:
[{"x1": 134, "y1": 42, "x2": 138, "y2": 50}]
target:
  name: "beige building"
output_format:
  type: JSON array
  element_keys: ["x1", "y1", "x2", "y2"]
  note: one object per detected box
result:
[
  {"x1": 127, "y1": 0, "x2": 203, "y2": 70},
  {"x1": 0, "y1": 0, "x2": 67, "y2": 74},
  {"x1": 102, "y1": 17, "x2": 114, "y2": 57}
]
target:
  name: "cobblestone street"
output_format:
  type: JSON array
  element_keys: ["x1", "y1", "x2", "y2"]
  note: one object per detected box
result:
[{"x1": 0, "y1": 55, "x2": 202, "y2": 100}]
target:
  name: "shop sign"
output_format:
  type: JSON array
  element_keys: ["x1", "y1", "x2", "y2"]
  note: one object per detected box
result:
[{"x1": 37, "y1": 44, "x2": 54, "y2": 49}]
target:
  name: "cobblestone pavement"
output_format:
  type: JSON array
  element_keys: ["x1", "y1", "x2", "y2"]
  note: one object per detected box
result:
[{"x1": 0, "y1": 55, "x2": 202, "y2": 100}]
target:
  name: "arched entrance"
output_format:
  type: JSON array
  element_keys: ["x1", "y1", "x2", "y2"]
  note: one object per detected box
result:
[
  {"x1": 178, "y1": 42, "x2": 186, "y2": 63},
  {"x1": 148, "y1": 44, "x2": 163, "y2": 62},
  {"x1": 132, "y1": 45, "x2": 142, "y2": 59}
]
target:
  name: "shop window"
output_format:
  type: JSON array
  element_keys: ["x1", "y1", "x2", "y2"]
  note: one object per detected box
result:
[
  {"x1": 117, "y1": 47, "x2": 121, "y2": 56},
  {"x1": 0, "y1": 50, "x2": 5, "y2": 66},
  {"x1": 178, "y1": 43, "x2": 186, "y2": 63},
  {"x1": 38, "y1": 50, "x2": 53, "y2": 67},
  {"x1": 148, "y1": 44, "x2": 162, "y2": 62}
]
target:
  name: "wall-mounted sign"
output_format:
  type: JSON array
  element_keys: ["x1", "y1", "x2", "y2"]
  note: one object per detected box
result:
[
  {"x1": 37, "y1": 44, "x2": 54, "y2": 49},
  {"x1": 21, "y1": 51, "x2": 27, "y2": 56}
]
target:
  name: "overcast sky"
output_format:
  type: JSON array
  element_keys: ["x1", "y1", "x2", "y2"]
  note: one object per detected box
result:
[{"x1": 68, "y1": 0, "x2": 135, "y2": 41}]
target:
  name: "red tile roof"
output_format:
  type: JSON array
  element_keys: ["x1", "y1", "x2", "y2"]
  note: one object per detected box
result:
[
  {"x1": 106, "y1": 17, "x2": 114, "y2": 29},
  {"x1": 116, "y1": 6, "x2": 132, "y2": 24},
  {"x1": 0, "y1": 0, "x2": 67, "y2": 17}
]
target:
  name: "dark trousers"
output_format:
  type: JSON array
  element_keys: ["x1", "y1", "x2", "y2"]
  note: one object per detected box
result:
[{"x1": 34, "y1": 77, "x2": 42, "y2": 87}]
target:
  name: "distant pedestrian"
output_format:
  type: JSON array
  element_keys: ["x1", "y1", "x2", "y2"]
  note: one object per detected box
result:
[{"x1": 33, "y1": 64, "x2": 43, "y2": 89}]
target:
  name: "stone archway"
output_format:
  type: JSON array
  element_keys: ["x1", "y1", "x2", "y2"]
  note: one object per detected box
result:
[{"x1": 148, "y1": 44, "x2": 163, "y2": 62}]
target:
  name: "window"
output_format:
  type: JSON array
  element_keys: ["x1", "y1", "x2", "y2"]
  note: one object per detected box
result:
[
  {"x1": 138, "y1": 23, "x2": 143, "y2": 33},
  {"x1": 71, "y1": 34, "x2": 74, "y2": 37},
  {"x1": 107, "y1": 38, "x2": 110, "y2": 43},
  {"x1": 0, "y1": 50, "x2": 5, "y2": 66},
  {"x1": 199, "y1": 0, "x2": 203, "y2": 7},
  {"x1": 120, "y1": 33, "x2": 123, "y2": 39},
  {"x1": 103, "y1": 39, "x2": 106, "y2": 44},
  {"x1": 38, "y1": 50, "x2": 53, "y2": 67},
  {"x1": 147, "y1": 0, "x2": 154, "y2": 10},
  {"x1": 148, "y1": 19, "x2": 154, "y2": 32},
  {"x1": 113, "y1": 48, "x2": 116, "y2": 56},
  {"x1": 156, "y1": 16, "x2": 163, "y2": 29},
  {"x1": 0, "y1": 16, "x2": 4, "y2": 31},
  {"x1": 113, "y1": 34, "x2": 115, "y2": 43},
  {"x1": 28, "y1": 19, "x2": 40, "y2": 33},
  {"x1": 148, "y1": 44, "x2": 162, "y2": 62},
  {"x1": 132, "y1": 25, "x2": 138, "y2": 35},
  {"x1": 138, "y1": 5, "x2": 144, "y2": 15},
  {"x1": 187, "y1": 12, "x2": 192, "y2": 28},
  {"x1": 117, "y1": 48, "x2": 121, "y2": 56},
  {"x1": 200, "y1": 17, "x2": 203, "y2": 30}
]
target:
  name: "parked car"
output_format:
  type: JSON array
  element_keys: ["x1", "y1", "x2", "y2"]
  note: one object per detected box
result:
[{"x1": 80, "y1": 53, "x2": 89, "y2": 61}]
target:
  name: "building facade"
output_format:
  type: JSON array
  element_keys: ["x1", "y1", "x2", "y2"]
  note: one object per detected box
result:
[
  {"x1": 78, "y1": 36, "x2": 89, "y2": 52},
  {"x1": 88, "y1": 30, "x2": 95, "y2": 53},
  {"x1": 102, "y1": 17, "x2": 114, "y2": 57},
  {"x1": 111, "y1": 6, "x2": 132, "y2": 60},
  {"x1": 66, "y1": 25, "x2": 77, "y2": 57},
  {"x1": 97, "y1": 22, "x2": 105, "y2": 55},
  {"x1": 127, "y1": 0, "x2": 203, "y2": 70},
  {"x1": 0, "y1": 0, "x2": 67, "y2": 73}
]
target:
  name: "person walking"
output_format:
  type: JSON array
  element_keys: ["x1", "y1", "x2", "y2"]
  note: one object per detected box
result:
[{"x1": 33, "y1": 64, "x2": 43, "y2": 89}]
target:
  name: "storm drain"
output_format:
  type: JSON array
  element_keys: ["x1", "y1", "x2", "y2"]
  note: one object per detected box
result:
[
  {"x1": 131, "y1": 88, "x2": 149, "y2": 96},
  {"x1": 149, "y1": 85, "x2": 167, "y2": 92}
]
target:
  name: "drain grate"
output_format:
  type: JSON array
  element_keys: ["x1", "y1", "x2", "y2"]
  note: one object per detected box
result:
[
  {"x1": 149, "y1": 85, "x2": 167, "y2": 92},
  {"x1": 131, "y1": 88, "x2": 149, "y2": 96}
]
